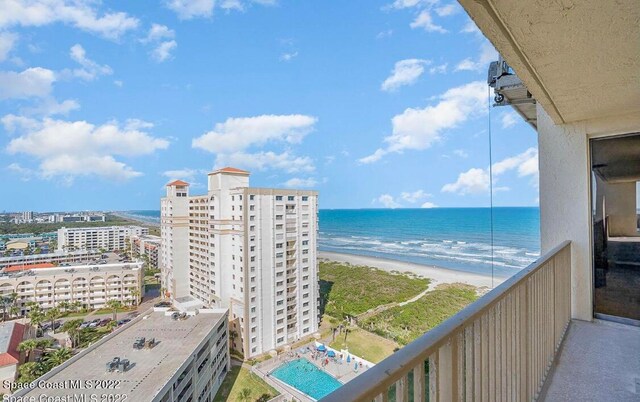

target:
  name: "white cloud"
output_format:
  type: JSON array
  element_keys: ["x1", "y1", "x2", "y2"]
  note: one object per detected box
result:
[
  {"x1": 442, "y1": 167, "x2": 489, "y2": 195},
  {"x1": 455, "y1": 41, "x2": 497, "y2": 72},
  {"x1": 442, "y1": 148, "x2": 538, "y2": 195},
  {"x1": 124, "y1": 119, "x2": 154, "y2": 131},
  {"x1": 375, "y1": 194, "x2": 401, "y2": 209},
  {"x1": 400, "y1": 189, "x2": 432, "y2": 203},
  {"x1": 4, "y1": 116, "x2": 169, "y2": 181},
  {"x1": 193, "y1": 114, "x2": 317, "y2": 154},
  {"x1": 165, "y1": 0, "x2": 215, "y2": 19},
  {"x1": 151, "y1": 40, "x2": 177, "y2": 62},
  {"x1": 113, "y1": 80, "x2": 123, "y2": 87},
  {"x1": 360, "y1": 81, "x2": 487, "y2": 163},
  {"x1": 435, "y1": 3, "x2": 458, "y2": 16},
  {"x1": 453, "y1": 149, "x2": 468, "y2": 158},
  {"x1": 215, "y1": 151, "x2": 315, "y2": 174},
  {"x1": 144, "y1": 24, "x2": 175, "y2": 43},
  {"x1": 428, "y1": 63, "x2": 447, "y2": 74},
  {"x1": 166, "y1": 0, "x2": 274, "y2": 19},
  {"x1": 388, "y1": 0, "x2": 428, "y2": 9},
  {"x1": 162, "y1": 168, "x2": 205, "y2": 182},
  {"x1": 283, "y1": 177, "x2": 317, "y2": 188},
  {"x1": 0, "y1": 0, "x2": 138, "y2": 40},
  {"x1": 376, "y1": 29, "x2": 393, "y2": 39},
  {"x1": 381, "y1": 59, "x2": 430, "y2": 92},
  {"x1": 410, "y1": 10, "x2": 447, "y2": 33},
  {"x1": 421, "y1": 201, "x2": 437, "y2": 208},
  {"x1": 0, "y1": 32, "x2": 18, "y2": 62},
  {"x1": 66, "y1": 44, "x2": 112, "y2": 80},
  {"x1": 21, "y1": 98, "x2": 80, "y2": 116},
  {"x1": 461, "y1": 19, "x2": 480, "y2": 34},
  {"x1": 6, "y1": 163, "x2": 35, "y2": 181},
  {"x1": 280, "y1": 51, "x2": 298, "y2": 62},
  {"x1": 0, "y1": 67, "x2": 56, "y2": 99},
  {"x1": 501, "y1": 111, "x2": 518, "y2": 129}
]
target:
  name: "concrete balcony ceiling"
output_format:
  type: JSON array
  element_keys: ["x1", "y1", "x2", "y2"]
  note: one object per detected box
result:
[{"x1": 459, "y1": 0, "x2": 640, "y2": 124}]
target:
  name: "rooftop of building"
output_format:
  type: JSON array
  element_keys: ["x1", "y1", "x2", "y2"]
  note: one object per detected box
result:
[
  {"x1": 0, "y1": 249, "x2": 100, "y2": 264},
  {"x1": 166, "y1": 179, "x2": 189, "y2": 187},
  {"x1": 16, "y1": 308, "x2": 227, "y2": 400},
  {"x1": 0, "y1": 253, "x2": 142, "y2": 277},
  {"x1": 208, "y1": 166, "x2": 250, "y2": 175},
  {"x1": 0, "y1": 321, "x2": 25, "y2": 367}
]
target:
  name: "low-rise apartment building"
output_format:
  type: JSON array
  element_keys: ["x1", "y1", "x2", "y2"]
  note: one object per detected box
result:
[
  {"x1": 0, "y1": 250, "x2": 100, "y2": 270},
  {"x1": 0, "y1": 258, "x2": 143, "y2": 313},
  {"x1": 57, "y1": 225, "x2": 148, "y2": 252},
  {"x1": 131, "y1": 234, "x2": 161, "y2": 270},
  {"x1": 14, "y1": 308, "x2": 230, "y2": 402}
]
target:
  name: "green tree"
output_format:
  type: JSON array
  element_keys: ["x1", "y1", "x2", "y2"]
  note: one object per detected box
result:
[
  {"x1": 129, "y1": 287, "x2": 140, "y2": 307},
  {"x1": 61, "y1": 319, "x2": 83, "y2": 348},
  {"x1": 106, "y1": 299, "x2": 122, "y2": 321},
  {"x1": 27, "y1": 304, "x2": 44, "y2": 336},
  {"x1": 9, "y1": 304, "x2": 19, "y2": 318},
  {"x1": 17, "y1": 362, "x2": 46, "y2": 383},
  {"x1": 71, "y1": 301, "x2": 82, "y2": 313},
  {"x1": 57, "y1": 301, "x2": 70, "y2": 313},
  {"x1": 44, "y1": 347, "x2": 72, "y2": 368},
  {"x1": 17, "y1": 338, "x2": 52, "y2": 362},
  {"x1": 44, "y1": 307, "x2": 61, "y2": 333},
  {"x1": 238, "y1": 388, "x2": 252, "y2": 402}
]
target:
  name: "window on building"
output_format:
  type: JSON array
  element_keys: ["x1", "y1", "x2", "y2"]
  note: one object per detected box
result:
[
  {"x1": 302, "y1": 196, "x2": 308, "y2": 201},
  {"x1": 288, "y1": 196, "x2": 294, "y2": 201},
  {"x1": 276, "y1": 196, "x2": 283, "y2": 201}
]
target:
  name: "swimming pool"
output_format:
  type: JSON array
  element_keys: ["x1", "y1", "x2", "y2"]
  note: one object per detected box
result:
[{"x1": 271, "y1": 358, "x2": 342, "y2": 400}]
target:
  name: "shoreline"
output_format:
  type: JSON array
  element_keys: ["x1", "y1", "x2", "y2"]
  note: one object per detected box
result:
[
  {"x1": 319, "y1": 251, "x2": 507, "y2": 290},
  {"x1": 111, "y1": 211, "x2": 160, "y2": 227}
]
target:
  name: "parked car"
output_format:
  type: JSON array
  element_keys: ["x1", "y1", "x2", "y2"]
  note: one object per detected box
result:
[{"x1": 98, "y1": 318, "x2": 112, "y2": 327}]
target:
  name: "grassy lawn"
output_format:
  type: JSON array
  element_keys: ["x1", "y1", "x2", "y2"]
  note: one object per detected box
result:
[
  {"x1": 320, "y1": 261, "x2": 430, "y2": 319},
  {"x1": 213, "y1": 366, "x2": 278, "y2": 402},
  {"x1": 360, "y1": 283, "x2": 478, "y2": 345},
  {"x1": 329, "y1": 327, "x2": 399, "y2": 363}
]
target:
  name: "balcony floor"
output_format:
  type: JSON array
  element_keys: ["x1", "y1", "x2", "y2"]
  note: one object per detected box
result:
[{"x1": 542, "y1": 319, "x2": 640, "y2": 401}]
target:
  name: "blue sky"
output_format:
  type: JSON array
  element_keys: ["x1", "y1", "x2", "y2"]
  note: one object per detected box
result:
[{"x1": 0, "y1": 0, "x2": 539, "y2": 212}]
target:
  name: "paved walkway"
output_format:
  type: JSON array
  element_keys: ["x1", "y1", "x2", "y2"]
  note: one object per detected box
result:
[{"x1": 542, "y1": 319, "x2": 640, "y2": 401}]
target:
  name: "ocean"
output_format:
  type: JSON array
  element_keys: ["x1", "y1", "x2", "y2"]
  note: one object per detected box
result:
[{"x1": 124, "y1": 207, "x2": 540, "y2": 278}]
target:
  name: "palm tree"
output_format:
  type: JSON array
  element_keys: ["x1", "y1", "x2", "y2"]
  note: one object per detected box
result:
[
  {"x1": 106, "y1": 299, "x2": 122, "y2": 322},
  {"x1": 27, "y1": 305, "x2": 44, "y2": 336},
  {"x1": 238, "y1": 388, "x2": 252, "y2": 402},
  {"x1": 17, "y1": 338, "x2": 51, "y2": 362},
  {"x1": 61, "y1": 319, "x2": 83, "y2": 348},
  {"x1": 57, "y1": 301, "x2": 70, "y2": 313},
  {"x1": 71, "y1": 301, "x2": 82, "y2": 313},
  {"x1": 44, "y1": 307, "x2": 61, "y2": 334},
  {"x1": 17, "y1": 339, "x2": 39, "y2": 362},
  {"x1": 44, "y1": 348, "x2": 72, "y2": 368},
  {"x1": 9, "y1": 304, "x2": 19, "y2": 319},
  {"x1": 129, "y1": 287, "x2": 140, "y2": 307},
  {"x1": 105, "y1": 320, "x2": 117, "y2": 332}
]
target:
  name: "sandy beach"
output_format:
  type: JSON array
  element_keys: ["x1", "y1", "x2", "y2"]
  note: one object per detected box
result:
[
  {"x1": 319, "y1": 251, "x2": 506, "y2": 291},
  {"x1": 111, "y1": 211, "x2": 160, "y2": 227}
]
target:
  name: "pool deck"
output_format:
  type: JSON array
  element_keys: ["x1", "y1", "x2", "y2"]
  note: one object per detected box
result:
[{"x1": 253, "y1": 342, "x2": 371, "y2": 401}]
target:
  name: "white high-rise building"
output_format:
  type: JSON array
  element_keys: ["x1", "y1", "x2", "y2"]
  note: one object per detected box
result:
[{"x1": 161, "y1": 167, "x2": 319, "y2": 358}]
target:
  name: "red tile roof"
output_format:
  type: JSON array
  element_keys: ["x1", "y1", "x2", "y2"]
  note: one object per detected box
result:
[
  {"x1": 0, "y1": 322, "x2": 25, "y2": 366},
  {"x1": 210, "y1": 167, "x2": 250, "y2": 175},
  {"x1": 166, "y1": 180, "x2": 190, "y2": 187},
  {"x1": 4, "y1": 262, "x2": 56, "y2": 273}
]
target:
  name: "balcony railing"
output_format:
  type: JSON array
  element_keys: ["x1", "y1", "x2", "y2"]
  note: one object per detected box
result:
[{"x1": 321, "y1": 241, "x2": 571, "y2": 402}]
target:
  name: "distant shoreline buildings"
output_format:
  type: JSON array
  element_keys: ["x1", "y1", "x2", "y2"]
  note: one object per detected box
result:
[
  {"x1": 161, "y1": 167, "x2": 320, "y2": 358},
  {"x1": 8, "y1": 211, "x2": 106, "y2": 225}
]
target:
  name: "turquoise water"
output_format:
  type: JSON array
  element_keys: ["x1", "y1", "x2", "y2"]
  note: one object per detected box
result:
[
  {"x1": 271, "y1": 358, "x2": 342, "y2": 400},
  {"x1": 126, "y1": 207, "x2": 540, "y2": 277}
]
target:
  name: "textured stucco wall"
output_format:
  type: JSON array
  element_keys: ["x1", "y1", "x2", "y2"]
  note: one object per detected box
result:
[{"x1": 538, "y1": 105, "x2": 640, "y2": 321}]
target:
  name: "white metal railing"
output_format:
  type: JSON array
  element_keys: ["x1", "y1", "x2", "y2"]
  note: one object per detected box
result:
[{"x1": 321, "y1": 241, "x2": 571, "y2": 402}]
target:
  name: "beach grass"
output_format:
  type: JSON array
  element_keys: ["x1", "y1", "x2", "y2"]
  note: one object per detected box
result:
[
  {"x1": 360, "y1": 283, "x2": 478, "y2": 345},
  {"x1": 213, "y1": 366, "x2": 278, "y2": 402},
  {"x1": 329, "y1": 327, "x2": 399, "y2": 363},
  {"x1": 319, "y1": 261, "x2": 430, "y2": 319}
]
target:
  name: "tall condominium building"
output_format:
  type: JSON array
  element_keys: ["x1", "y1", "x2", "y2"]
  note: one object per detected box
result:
[
  {"x1": 57, "y1": 225, "x2": 148, "y2": 252},
  {"x1": 161, "y1": 167, "x2": 319, "y2": 358},
  {"x1": 130, "y1": 234, "x2": 161, "y2": 270}
]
